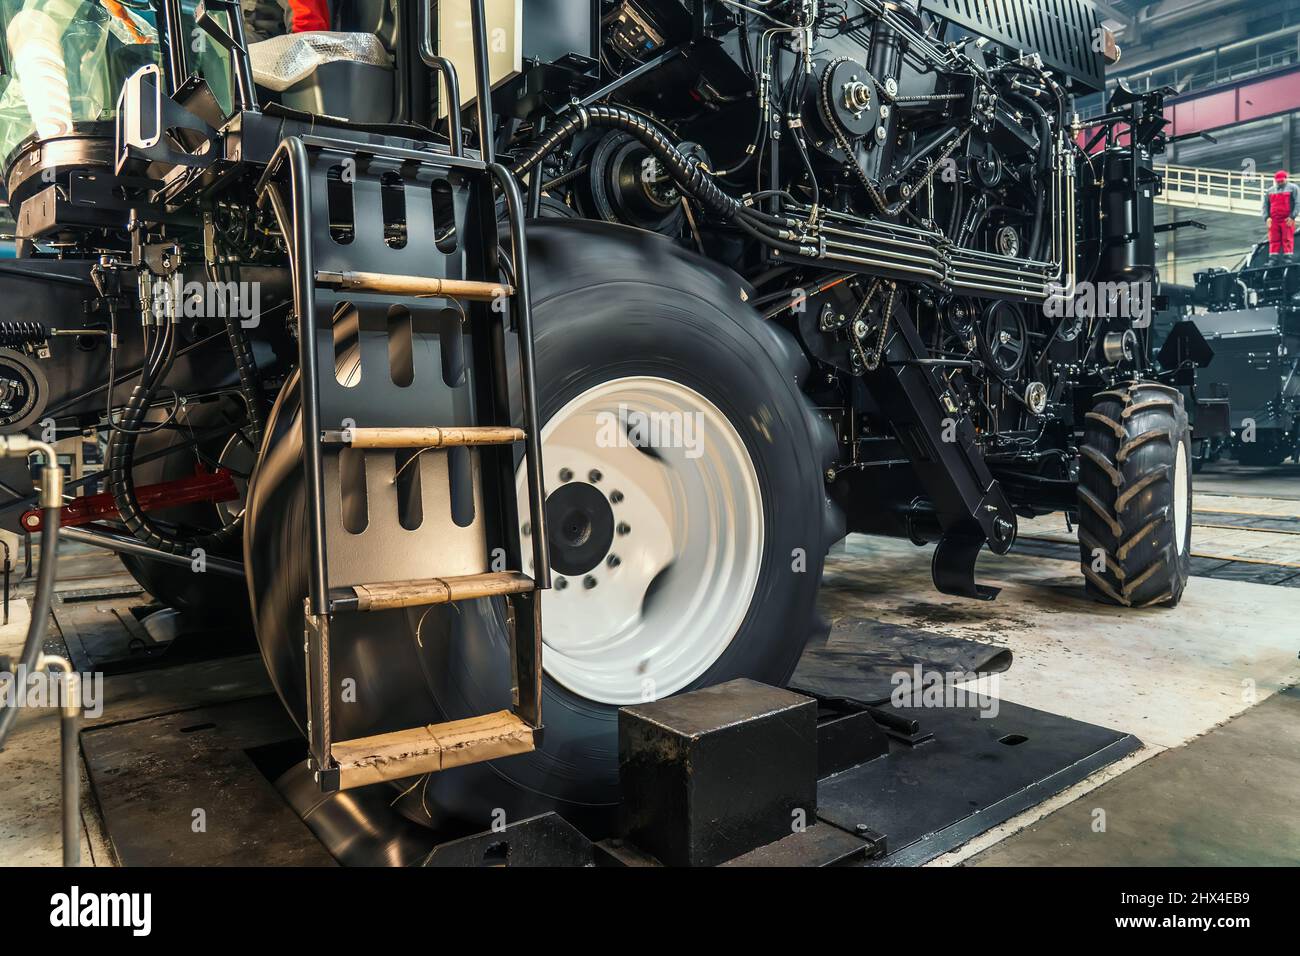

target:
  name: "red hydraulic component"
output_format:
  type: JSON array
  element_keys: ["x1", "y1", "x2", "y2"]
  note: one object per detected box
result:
[{"x1": 21, "y1": 468, "x2": 240, "y2": 533}]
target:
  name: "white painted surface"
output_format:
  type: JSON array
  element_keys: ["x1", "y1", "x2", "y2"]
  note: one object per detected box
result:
[{"x1": 831, "y1": 536, "x2": 1300, "y2": 750}]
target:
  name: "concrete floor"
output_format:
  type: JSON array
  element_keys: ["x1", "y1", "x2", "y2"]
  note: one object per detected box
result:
[
  {"x1": 1195, "y1": 460, "x2": 1300, "y2": 501},
  {"x1": 1, "y1": 462, "x2": 1298, "y2": 866},
  {"x1": 965, "y1": 687, "x2": 1300, "y2": 866},
  {"x1": 0, "y1": 596, "x2": 114, "y2": 866}
]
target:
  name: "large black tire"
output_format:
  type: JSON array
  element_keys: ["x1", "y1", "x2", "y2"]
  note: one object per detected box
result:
[
  {"x1": 1077, "y1": 381, "x2": 1192, "y2": 608},
  {"x1": 246, "y1": 220, "x2": 842, "y2": 832},
  {"x1": 117, "y1": 398, "x2": 251, "y2": 618}
]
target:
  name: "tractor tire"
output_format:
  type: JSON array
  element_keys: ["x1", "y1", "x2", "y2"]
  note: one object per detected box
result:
[
  {"x1": 246, "y1": 220, "x2": 843, "y2": 833},
  {"x1": 1077, "y1": 381, "x2": 1192, "y2": 608},
  {"x1": 117, "y1": 398, "x2": 251, "y2": 618}
]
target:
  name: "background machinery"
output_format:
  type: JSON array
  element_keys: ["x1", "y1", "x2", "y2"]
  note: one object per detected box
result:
[
  {"x1": 1182, "y1": 243, "x2": 1300, "y2": 467},
  {"x1": 0, "y1": 0, "x2": 1192, "y2": 834}
]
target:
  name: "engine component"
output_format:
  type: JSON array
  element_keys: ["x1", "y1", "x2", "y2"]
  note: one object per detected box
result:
[
  {"x1": 979, "y1": 302, "x2": 1028, "y2": 376},
  {"x1": 572, "y1": 131, "x2": 686, "y2": 234},
  {"x1": 808, "y1": 58, "x2": 880, "y2": 160},
  {"x1": 1024, "y1": 381, "x2": 1049, "y2": 415},
  {"x1": 1102, "y1": 330, "x2": 1138, "y2": 366},
  {"x1": 0, "y1": 349, "x2": 49, "y2": 431}
]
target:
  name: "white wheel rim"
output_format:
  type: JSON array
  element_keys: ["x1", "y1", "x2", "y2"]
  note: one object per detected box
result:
[
  {"x1": 516, "y1": 376, "x2": 764, "y2": 705},
  {"x1": 1174, "y1": 438, "x2": 1190, "y2": 552}
]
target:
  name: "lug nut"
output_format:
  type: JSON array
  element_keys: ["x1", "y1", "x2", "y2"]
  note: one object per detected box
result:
[
  {"x1": 588, "y1": 469, "x2": 602, "y2": 483},
  {"x1": 583, "y1": 575, "x2": 598, "y2": 589},
  {"x1": 610, "y1": 490, "x2": 624, "y2": 504},
  {"x1": 555, "y1": 577, "x2": 568, "y2": 591},
  {"x1": 559, "y1": 468, "x2": 573, "y2": 482},
  {"x1": 606, "y1": 554, "x2": 621, "y2": 568},
  {"x1": 617, "y1": 522, "x2": 631, "y2": 536}
]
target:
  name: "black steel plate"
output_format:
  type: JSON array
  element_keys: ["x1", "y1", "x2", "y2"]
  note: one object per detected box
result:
[
  {"x1": 816, "y1": 698, "x2": 1141, "y2": 866},
  {"x1": 81, "y1": 696, "x2": 334, "y2": 866}
]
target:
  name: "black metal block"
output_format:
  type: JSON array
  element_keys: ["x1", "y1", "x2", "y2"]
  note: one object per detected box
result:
[
  {"x1": 816, "y1": 701, "x2": 890, "y2": 777},
  {"x1": 618, "y1": 679, "x2": 817, "y2": 867}
]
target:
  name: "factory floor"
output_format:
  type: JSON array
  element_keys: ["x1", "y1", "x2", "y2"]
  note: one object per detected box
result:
[{"x1": 0, "y1": 457, "x2": 1297, "y2": 867}]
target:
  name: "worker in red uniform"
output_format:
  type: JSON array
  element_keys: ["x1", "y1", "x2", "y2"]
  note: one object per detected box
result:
[
  {"x1": 244, "y1": 0, "x2": 330, "y2": 40},
  {"x1": 1263, "y1": 170, "x2": 1300, "y2": 264},
  {"x1": 286, "y1": 0, "x2": 330, "y2": 32}
]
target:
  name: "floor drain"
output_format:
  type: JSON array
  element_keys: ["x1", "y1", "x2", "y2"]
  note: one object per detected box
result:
[{"x1": 998, "y1": 733, "x2": 1029, "y2": 746}]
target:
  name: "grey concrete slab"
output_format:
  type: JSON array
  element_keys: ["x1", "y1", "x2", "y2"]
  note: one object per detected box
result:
[
  {"x1": 1194, "y1": 461, "x2": 1300, "y2": 501},
  {"x1": 964, "y1": 687, "x2": 1300, "y2": 866}
]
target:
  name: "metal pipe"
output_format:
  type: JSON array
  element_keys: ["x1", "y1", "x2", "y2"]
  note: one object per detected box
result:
[
  {"x1": 469, "y1": 0, "x2": 496, "y2": 165},
  {"x1": 488, "y1": 163, "x2": 550, "y2": 588},
  {"x1": 224, "y1": 0, "x2": 258, "y2": 113},
  {"x1": 37, "y1": 654, "x2": 80, "y2": 867},
  {"x1": 160, "y1": 0, "x2": 187, "y2": 95},
  {"x1": 417, "y1": 0, "x2": 465, "y2": 156},
  {"x1": 59, "y1": 526, "x2": 245, "y2": 578},
  {"x1": 1118, "y1": 24, "x2": 1300, "y2": 81},
  {"x1": 260, "y1": 141, "x2": 330, "y2": 614}
]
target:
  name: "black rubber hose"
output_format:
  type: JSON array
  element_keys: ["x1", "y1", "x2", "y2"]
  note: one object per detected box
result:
[
  {"x1": 1005, "y1": 91, "x2": 1052, "y2": 259},
  {"x1": 0, "y1": 509, "x2": 59, "y2": 749},
  {"x1": 107, "y1": 323, "x2": 243, "y2": 556},
  {"x1": 510, "y1": 105, "x2": 793, "y2": 234},
  {"x1": 215, "y1": 265, "x2": 266, "y2": 448}
]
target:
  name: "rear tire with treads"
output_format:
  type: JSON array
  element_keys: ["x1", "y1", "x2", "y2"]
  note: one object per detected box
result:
[{"x1": 1077, "y1": 381, "x2": 1192, "y2": 608}]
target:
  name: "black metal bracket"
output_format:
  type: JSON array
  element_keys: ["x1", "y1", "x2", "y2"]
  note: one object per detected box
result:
[
  {"x1": 114, "y1": 64, "x2": 218, "y2": 176},
  {"x1": 932, "y1": 533, "x2": 1001, "y2": 601}
]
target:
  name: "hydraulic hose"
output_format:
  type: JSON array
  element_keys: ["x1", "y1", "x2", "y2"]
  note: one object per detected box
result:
[
  {"x1": 213, "y1": 264, "x2": 266, "y2": 449},
  {"x1": 107, "y1": 318, "x2": 243, "y2": 556},
  {"x1": 509, "y1": 104, "x2": 795, "y2": 238},
  {"x1": 1005, "y1": 91, "x2": 1053, "y2": 260},
  {"x1": 0, "y1": 437, "x2": 61, "y2": 751}
]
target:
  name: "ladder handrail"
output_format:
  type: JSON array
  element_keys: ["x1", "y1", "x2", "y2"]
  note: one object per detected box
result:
[{"x1": 417, "y1": 0, "x2": 464, "y2": 156}]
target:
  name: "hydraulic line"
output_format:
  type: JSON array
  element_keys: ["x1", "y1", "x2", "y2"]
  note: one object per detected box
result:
[
  {"x1": 508, "y1": 105, "x2": 796, "y2": 242},
  {"x1": 1004, "y1": 91, "x2": 1053, "y2": 261},
  {"x1": 0, "y1": 438, "x2": 61, "y2": 751},
  {"x1": 211, "y1": 262, "x2": 267, "y2": 448},
  {"x1": 106, "y1": 313, "x2": 242, "y2": 556}
]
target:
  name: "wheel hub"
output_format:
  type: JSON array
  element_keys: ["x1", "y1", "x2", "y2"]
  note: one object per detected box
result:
[
  {"x1": 545, "y1": 480, "x2": 615, "y2": 577},
  {"x1": 516, "y1": 376, "x2": 765, "y2": 705}
]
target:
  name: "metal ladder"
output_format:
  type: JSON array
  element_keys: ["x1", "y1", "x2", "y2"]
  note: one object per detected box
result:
[{"x1": 255, "y1": 2, "x2": 549, "y2": 793}]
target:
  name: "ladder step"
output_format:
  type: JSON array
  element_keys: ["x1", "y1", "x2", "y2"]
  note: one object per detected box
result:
[
  {"x1": 316, "y1": 269, "x2": 512, "y2": 302},
  {"x1": 322, "y1": 425, "x2": 524, "y2": 449},
  {"x1": 335, "y1": 571, "x2": 534, "y2": 612},
  {"x1": 332, "y1": 711, "x2": 535, "y2": 789}
]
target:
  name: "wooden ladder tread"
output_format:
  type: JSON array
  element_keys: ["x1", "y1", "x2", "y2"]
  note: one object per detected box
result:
[
  {"x1": 322, "y1": 425, "x2": 524, "y2": 449},
  {"x1": 316, "y1": 269, "x2": 512, "y2": 302},
  {"x1": 332, "y1": 711, "x2": 535, "y2": 789},
  {"x1": 339, "y1": 571, "x2": 535, "y2": 612}
]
